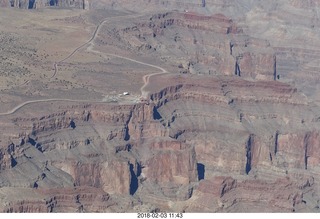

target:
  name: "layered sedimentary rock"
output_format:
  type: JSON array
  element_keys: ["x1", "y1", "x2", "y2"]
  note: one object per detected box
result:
[
  {"x1": 2, "y1": 187, "x2": 113, "y2": 213},
  {"x1": 1, "y1": 0, "x2": 320, "y2": 213},
  {"x1": 0, "y1": 101, "x2": 200, "y2": 212},
  {"x1": 0, "y1": 0, "x2": 88, "y2": 9},
  {"x1": 190, "y1": 175, "x2": 314, "y2": 212},
  {"x1": 141, "y1": 74, "x2": 320, "y2": 212},
  {"x1": 1, "y1": 71, "x2": 319, "y2": 212},
  {"x1": 98, "y1": 9, "x2": 277, "y2": 82}
]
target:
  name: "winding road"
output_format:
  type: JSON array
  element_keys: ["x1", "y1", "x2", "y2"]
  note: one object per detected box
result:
[
  {"x1": 87, "y1": 44, "x2": 168, "y2": 98},
  {"x1": 50, "y1": 16, "x2": 107, "y2": 79},
  {"x1": 51, "y1": 13, "x2": 142, "y2": 79},
  {"x1": 0, "y1": 12, "x2": 169, "y2": 116}
]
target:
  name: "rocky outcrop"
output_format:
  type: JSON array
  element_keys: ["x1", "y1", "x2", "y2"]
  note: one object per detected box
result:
[
  {"x1": 145, "y1": 142, "x2": 197, "y2": 191},
  {"x1": 277, "y1": 131, "x2": 320, "y2": 170},
  {"x1": 234, "y1": 52, "x2": 276, "y2": 80},
  {"x1": 134, "y1": 72, "x2": 320, "y2": 211},
  {"x1": 289, "y1": 0, "x2": 320, "y2": 8},
  {"x1": 1, "y1": 0, "x2": 320, "y2": 213},
  {"x1": 189, "y1": 175, "x2": 314, "y2": 212},
  {"x1": 102, "y1": 9, "x2": 278, "y2": 81},
  {"x1": 0, "y1": 0, "x2": 88, "y2": 9},
  {"x1": 0, "y1": 100, "x2": 200, "y2": 212},
  {"x1": 0, "y1": 68, "x2": 318, "y2": 212},
  {"x1": 1, "y1": 187, "x2": 113, "y2": 212}
]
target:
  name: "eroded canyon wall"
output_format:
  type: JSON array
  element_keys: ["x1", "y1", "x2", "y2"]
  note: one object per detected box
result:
[{"x1": 0, "y1": 0, "x2": 89, "y2": 9}]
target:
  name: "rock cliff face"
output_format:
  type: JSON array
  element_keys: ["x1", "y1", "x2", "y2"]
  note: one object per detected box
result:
[
  {"x1": 0, "y1": 0, "x2": 88, "y2": 9},
  {"x1": 0, "y1": 101, "x2": 200, "y2": 212},
  {"x1": 1, "y1": 0, "x2": 320, "y2": 213},
  {"x1": 191, "y1": 175, "x2": 313, "y2": 212},
  {"x1": 98, "y1": 9, "x2": 277, "y2": 81},
  {"x1": 1, "y1": 72, "x2": 319, "y2": 212},
  {"x1": 140, "y1": 74, "x2": 320, "y2": 212},
  {"x1": 2, "y1": 187, "x2": 113, "y2": 212}
]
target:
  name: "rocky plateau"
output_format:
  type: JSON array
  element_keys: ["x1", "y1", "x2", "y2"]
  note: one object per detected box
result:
[{"x1": 0, "y1": 0, "x2": 320, "y2": 213}]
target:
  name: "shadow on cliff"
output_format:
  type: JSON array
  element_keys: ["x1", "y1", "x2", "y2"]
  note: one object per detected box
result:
[
  {"x1": 49, "y1": 0, "x2": 57, "y2": 6},
  {"x1": 28, "y1": 137, "x2": 43, "y2": 152},
  {"x1": 129, "y1": 163, "x2": 139, "y2": 195},
  {"x1": 70, "y1": 120, "x2": 76, "y2": 129},
  {"x1": 28, "y1": 0, "x2": 35, "y2": 9},
  {"x1": 153, "y1": 106, "x2": 162, "y2": 120},
  {"x1": 197, "y1": 163, "x2": 205, "y2": 180}
]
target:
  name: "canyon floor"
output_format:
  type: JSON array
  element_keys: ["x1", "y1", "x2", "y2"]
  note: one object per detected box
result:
[{"x1": 1, "y1": 0, "x2": 320, "y2": 213}]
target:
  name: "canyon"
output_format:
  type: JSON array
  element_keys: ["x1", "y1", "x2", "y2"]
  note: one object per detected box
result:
[{"x1": 0, "y1": 0, "x2": 320, "y2": 213}]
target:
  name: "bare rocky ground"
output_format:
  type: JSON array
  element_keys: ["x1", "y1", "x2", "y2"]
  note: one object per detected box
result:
[{"x1": 0, "y1": 0, "x2": 320, "y2": 213}]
